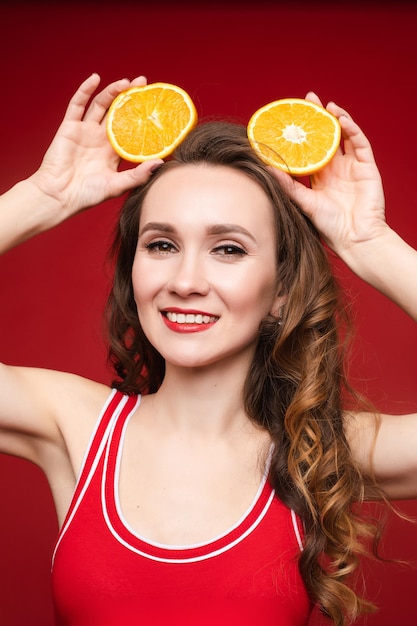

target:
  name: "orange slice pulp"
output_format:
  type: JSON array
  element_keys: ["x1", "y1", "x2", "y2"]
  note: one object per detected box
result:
[
  {"x1": 106, "y1": 82, "x2": 197, "y2": 162},
  {"x1": 247, "y1": 98, "x2": 341, "y2": 176}
]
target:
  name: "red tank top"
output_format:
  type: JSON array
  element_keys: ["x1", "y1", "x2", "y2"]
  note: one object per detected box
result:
[{"x1": 52, "y1": 389, "x2": 312, "y2": 625}]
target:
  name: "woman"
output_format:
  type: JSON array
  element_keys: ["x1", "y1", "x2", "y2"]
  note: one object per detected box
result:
[{"x1": 0, "y1": 74, "x2": 416, "y2": 626}]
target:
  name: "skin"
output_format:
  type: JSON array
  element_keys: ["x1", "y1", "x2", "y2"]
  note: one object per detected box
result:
[
  {"x1": 0, "y1": 74, "x2": 416, "y2": 541},
  {"x1": 124, "y1": 164, "x2": 285, "y2": 543},
  {"x1": 133, "y1": 164, "x2": 283, "y2": 371}
]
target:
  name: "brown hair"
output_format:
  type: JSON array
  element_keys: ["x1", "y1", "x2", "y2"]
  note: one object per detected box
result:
[{"x1": 106, "y1": 121, "x2": 379, "y2": 624}]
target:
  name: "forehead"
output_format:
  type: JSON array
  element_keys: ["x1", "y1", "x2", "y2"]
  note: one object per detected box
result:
[{"x1": 141, "y1": 164, "x2": 275, "y2": 231}]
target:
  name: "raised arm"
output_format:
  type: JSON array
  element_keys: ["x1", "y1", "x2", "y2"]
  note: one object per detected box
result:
[
  {"x1": 272, "y1": 95, "x2": 417, "y2": 499},
  {"x1": 0, "y1": 74, "x2": 162, "y2": 487},
  {"x1": 271, "y1": 93, "x2": 417, "y2": 321},
  {"x1": 0, "y1": 73, "x2": 163, "y2": 253}
]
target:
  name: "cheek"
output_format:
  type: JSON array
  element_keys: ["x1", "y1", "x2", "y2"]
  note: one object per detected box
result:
[
  {"x1": 131, "y1": 260, "x2": 141, "y2": 302},
  {"x1": 131, "y1": 258, "x2": 170, "y2": 329},
  {"x1": 223, "y1": 267, "x2": 278, "y2": 316},
  {"x1": 131, "y1": 258, "x2": 152, "y2": 312}
]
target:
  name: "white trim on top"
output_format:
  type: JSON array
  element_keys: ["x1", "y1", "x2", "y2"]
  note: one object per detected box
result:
[
  {"x1": 102, "y1": 408, "x2": 275, "y2": 563},
  {"x1": 51, "y1": 389, "x2": 129, "y2": 566},
  {"x1": 291, "y1": 509, "x2": 304, "y2": 552}
]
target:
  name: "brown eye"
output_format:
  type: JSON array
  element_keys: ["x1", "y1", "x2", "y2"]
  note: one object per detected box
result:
[
  {"x1": 213, "y1": 244, "x2": 247, "y2": 256},
  {"x1": 145, "y1": 240, "x2": 177, "y2": 254}
]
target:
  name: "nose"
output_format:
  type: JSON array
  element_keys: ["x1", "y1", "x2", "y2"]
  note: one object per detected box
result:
[{"x1": 167, "y1": 251, "x2": 210, "y2": 297}]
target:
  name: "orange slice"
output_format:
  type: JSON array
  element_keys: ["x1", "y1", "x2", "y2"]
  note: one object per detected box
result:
[
  {"x1": 247, "y1": 98, "x2": 341, "y2": 176},
  {"x1": 106, "y1": 82, "x2": 197, "y2": 162}
]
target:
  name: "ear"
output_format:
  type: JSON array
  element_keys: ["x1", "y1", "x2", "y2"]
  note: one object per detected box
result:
[{"x1": 269, "y1": 293, "x2": 287, "y2": 318}]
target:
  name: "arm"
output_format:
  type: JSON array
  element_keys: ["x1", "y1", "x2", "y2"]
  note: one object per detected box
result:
[
  {"x1": 0, "y1": 73, "x2": 163, "y2": 253},
  {"x1": 345, "y1": 410, "x2": 417, "y2": 500},
  {"x1": 271, "y1": 94, "x2": 417, "y2": 321},
  {"x1": 0, "y1": 74, "x2": 161, "y2": 466},
  {"x1": 271, "y1": 95, "x2": 417, "y2": 498}
]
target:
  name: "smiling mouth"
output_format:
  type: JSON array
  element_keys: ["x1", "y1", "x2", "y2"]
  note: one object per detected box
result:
[{"x1": 164, "y1": 312, "x2": 218, "y2": 324}]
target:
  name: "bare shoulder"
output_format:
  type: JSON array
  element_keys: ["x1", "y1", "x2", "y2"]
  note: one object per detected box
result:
[
  {"x1": 42, "y1": 368, "x2": 112, "y2": 437},
  {"x1": 0, "y1": 363, "x2": 111, "y2": 470},
  {"x1": 4, "y1": 366, "x2": 114, "y2": 524},
  {"x1": 344, "y1": 409, "x2": 417, "y2": 499},
  {"x1": 47, "y1": 370, "x2": 113, "y2": 482}
]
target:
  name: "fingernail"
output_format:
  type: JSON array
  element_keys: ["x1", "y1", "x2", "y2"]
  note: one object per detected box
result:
[{"x1": 150, "y1": 161, "x2": 164, "y2": 173}]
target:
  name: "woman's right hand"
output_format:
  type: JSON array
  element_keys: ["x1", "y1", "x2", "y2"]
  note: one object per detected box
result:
[{"x1": 30, "y1": 73, "x2": 163, "y2": 220}]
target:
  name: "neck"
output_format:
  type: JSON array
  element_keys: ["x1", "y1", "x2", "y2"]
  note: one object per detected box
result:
[{"x1": 150, "y1": 358, "x2": 254, "y2": 439}]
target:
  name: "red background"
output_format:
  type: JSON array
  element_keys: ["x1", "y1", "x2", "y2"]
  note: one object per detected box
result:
[{"x1": 0, "y1": 2, "x2": 417, "y2": 624}]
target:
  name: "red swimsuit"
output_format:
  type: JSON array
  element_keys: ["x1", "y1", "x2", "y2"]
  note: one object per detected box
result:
[{"x1": 52, "y1": 389, "x2": 312, "y2": 625}]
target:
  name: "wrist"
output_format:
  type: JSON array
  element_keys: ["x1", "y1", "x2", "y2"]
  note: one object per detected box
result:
[
  {"x1": 340, "y1": 226, "x2": 417, "y2": 320},
  {"x1": 0, "y1": 177, "x2": 66, "y2": 254},
  {"x1": 27, "y1": 171, "x2": 70, "y2": 225},
  {"x1": 339, "y1": 224, "x2": 395, "y2": 281}
]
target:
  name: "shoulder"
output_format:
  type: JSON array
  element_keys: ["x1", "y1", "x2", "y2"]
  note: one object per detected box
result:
[
  {"x1": 43, "y1": 370, "x2": 113, "y2": 467},
  {"x1": 35, "y1": 370, "x2": 115, "y2": 505},
  {"x1": 344, "y1": 408, "x2": 417, "y2": 499},
  {"x1": 0, "y1": 363, "x2": 112, "y2": 470}
]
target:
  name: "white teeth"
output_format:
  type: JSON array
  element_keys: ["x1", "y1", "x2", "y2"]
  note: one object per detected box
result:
[{"x1": 165, "y1": 312, "x2": 217, "y2": 324}]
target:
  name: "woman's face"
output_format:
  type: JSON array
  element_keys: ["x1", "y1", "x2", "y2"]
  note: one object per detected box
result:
[{"x1": 132, "y1": 164, "x2": 283, "y2": 372}]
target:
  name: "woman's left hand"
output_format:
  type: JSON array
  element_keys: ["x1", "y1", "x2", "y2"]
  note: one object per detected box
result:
[
  {"x1": 270, "y1": 93, "x2": 388, "y2": 262},
  {"x1": 271, "y1": 93, "x2": 417, "y2": 321}
]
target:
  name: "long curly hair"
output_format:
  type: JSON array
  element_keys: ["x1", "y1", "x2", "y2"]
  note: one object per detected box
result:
[{"x1": 106, "y1": 121, "x2": 380, "y2": 624}]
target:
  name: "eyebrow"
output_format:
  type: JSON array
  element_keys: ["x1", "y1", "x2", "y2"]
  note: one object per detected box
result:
[
  {"x1": 139, "y1": 222, "x2": 175, "y2": 237},
  {"x1": 139, "y1": 222, "x2": 257, "y2": 243}
]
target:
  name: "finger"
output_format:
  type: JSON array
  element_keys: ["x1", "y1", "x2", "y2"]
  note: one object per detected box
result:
[
  {"x1": 84, "y1": 75, "x2": 148, "y2": 124},
  {"x1": 326, "y1": 101, "x2": 352, "y2": 120},
  {"x1": 268, "y1": 166, "x2": 316, "y2": 217},
  {"x1": 325, "y1": 103, "x2": 350, "y2": 153},
  {"x1": 305, "y1": 93, "x2": 347, "y2": 157},
  {"x1": 305, "y1": 91, "x2": 324, "y2": 107},
  {"x1": 108, "y1": 159, "x2": 164, "y2": 197},
  {"x1": 133, "y1": 158, "x2": 164, "y2": 180},
  {"x1": 62, "y1": 73, "x2": 102, "y2": 122},
  {"x1": 337, "y1": 114, "x2": 376, "y2": 164},
  {"x1": 82, "y1": 77, "x2": 134, "y2": 123},
  {"x1": 130, "y1": 75, "x2": 148, "y2": 88}
]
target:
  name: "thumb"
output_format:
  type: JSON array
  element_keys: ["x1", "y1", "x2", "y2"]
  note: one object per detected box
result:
[
  {"x1": 268, "y1": 166, "x2": 315, "y2": 218},
  {"x1": 126, "y1": 159, "x2": 164, "y2": 185},
  {"x1": 109, "y1": 159, "x2": 164, "y2": 197}
]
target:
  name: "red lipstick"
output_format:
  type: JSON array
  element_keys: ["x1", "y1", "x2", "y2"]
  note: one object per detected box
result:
[{"x1": 161, "y1": 309, "x2": 218, "y2": 334}]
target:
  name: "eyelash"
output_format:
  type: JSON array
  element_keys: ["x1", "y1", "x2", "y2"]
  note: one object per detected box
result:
[
  {"x1": 145, "y1": 240, "x2": 177, "y2": 254},
  {"x1": 144, "y1": 240, "x2": 247, "y2": 257},
  {"x1": 212, "y1": 244, "x2": 247, "y2": 256}
]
